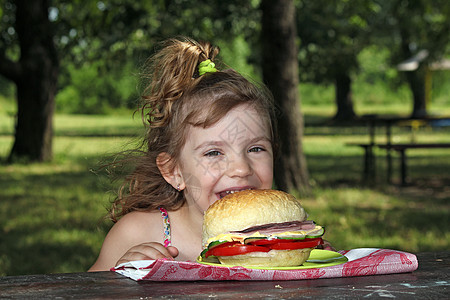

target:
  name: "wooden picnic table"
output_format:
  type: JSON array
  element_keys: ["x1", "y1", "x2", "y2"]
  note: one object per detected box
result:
[
  {"x1": 360, "y1": 114, "x2": 449, "y2": 140},
  {"x1": 0, "y1": 251, "x2": 448, "y2": 299},
  {"x1": 351, "y1": 114, "x2": 450, "y2": 184}
]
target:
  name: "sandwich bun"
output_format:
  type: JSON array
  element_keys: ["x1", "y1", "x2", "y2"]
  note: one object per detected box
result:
[{"x1": 201, "y1": 189, "x2": 321, "y2": 268}]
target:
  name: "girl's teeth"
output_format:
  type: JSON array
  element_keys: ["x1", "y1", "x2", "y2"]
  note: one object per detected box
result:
[{"x1": 219, "y1": 189, "x2": 252, "y2": 199}]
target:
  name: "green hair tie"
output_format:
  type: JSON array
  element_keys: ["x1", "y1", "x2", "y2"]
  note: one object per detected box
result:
[{"x1": 198, "y1": 59, "x2": 217, "y2": 76}]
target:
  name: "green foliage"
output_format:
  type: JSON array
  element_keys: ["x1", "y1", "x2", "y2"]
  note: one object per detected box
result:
[
  {"x1": 0, "y1": 93, "x2": 14, "y2": 116},
  {"x1": 218, "y1": 35, "x2": 259, "y2": 80},
  {"x1": 46, "y1": 0, "x2": 263, "y2": 114},
  {"x1": 357, "y1": 45, "x2": 396, "y2": 84},
  {"x1": 299, "y1": 83, "x2": 334, "y2": 106},
  {"x1": 0, "y1": 75, "x2": 13, "y2": 98},
  {"x1": 379, "y1": 0, "x2": 450, "y2": 63},
  {"x1": 431, "y1": 70, "x2": 450, "y2": 105},
  {"x1": 56, "y1": 61, "x2": 139, "y2": 114},
  {"x1": 299, "y1": 45, "x2": 414, "y2": 109},
  {"x1": 2, "y1": 0, "x2": 447, "y2": 115},
  {"x1": 54, "y1": 35, "x2": 260, "y2": 114},
  {"x1": 297, "y1": 0, "x2": 378, "y2": 82}
]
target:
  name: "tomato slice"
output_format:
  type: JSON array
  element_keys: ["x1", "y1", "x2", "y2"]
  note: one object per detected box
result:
[
  {"x1": 246, "y1": 239, "x2": 276, "y2": 246},
  {"x1": 204, "y1": 238, "x2": 323, "y2": 257},
  {"x1": 210, "y1": 244, "x2": 270, "y2": 257},
  {"x1": 204, "y1": 241, "x2": 239, "y2": 258},
  {"x1": 269, "y1": 238, "x2": 323, "y2": 250}
]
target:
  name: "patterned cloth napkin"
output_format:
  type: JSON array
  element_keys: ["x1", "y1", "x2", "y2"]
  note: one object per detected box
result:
[{"x1": 113, "y1": 248, "x2": 418, "y2": 281}]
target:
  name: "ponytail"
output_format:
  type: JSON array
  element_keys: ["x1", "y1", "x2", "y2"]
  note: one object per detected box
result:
[{"x1": 140, "y1": 37, "x2": 220, "y2": 128}]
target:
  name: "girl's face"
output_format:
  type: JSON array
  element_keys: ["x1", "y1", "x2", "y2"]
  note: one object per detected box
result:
[{"x1": 179, "y1": 104, "x2": 274, "y2": 212}]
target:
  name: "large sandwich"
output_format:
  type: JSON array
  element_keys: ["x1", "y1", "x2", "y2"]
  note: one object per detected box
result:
[{"x1": 200, "y1": 189, "x2": 324, "y2": 267}]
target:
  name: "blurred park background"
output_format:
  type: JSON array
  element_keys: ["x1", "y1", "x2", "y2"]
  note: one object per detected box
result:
[{"x1": 0, "y1": 0, "x2": 449, "y2": 276}]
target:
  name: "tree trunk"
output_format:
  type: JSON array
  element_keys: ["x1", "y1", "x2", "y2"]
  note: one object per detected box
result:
[
  {"x1": 405, "y1": 67, "x2": 427, "y2": 118},
  {"x1": 398, "y1": 27, "x2": 427, "y2": 118},
  {"x1": 261, "y1": 0, "x2": 310, "y2": 194},
  {"x1": 334, "y1": 71, "x2": 356, "y2": 121},
  {"x1": 5, "y1": 0, "x2": 58, "y2": 162}
]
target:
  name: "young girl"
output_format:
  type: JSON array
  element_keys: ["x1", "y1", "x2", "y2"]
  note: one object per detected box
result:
[{"x1": 88, "y1": 37, "x2": 278, "y2": 271}]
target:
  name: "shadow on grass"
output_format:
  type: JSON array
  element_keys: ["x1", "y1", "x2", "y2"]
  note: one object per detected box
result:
[
  {"x1": 0, "y1": 159, "x2": 114, "y2": 276},
  {"x1": 0, "y1": 230, "x2": 102, "y2": 275}
]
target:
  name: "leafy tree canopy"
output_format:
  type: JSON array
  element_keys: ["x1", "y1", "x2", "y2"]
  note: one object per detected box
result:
[{"x1": 296, "y1": 0, "x2": 379, "y2": 83}]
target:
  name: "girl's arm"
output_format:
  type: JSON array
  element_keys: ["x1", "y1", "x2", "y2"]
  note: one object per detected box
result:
[{"x1": 88, "y1": 211, "x2": 178, "y2": 272}]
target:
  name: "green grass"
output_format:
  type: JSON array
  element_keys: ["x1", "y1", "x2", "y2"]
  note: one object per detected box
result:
[
  {"x1": 0, "y1": 94, "x2": 449, "y2": 276},
  {"x1": 0, "y1": 137, "x2": 127, "y2": 275}
]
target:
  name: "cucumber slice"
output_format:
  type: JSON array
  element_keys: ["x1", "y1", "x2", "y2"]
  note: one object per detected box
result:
[
  {"x1": 200, "y1": 248, "x2": 208, "y2": 258},
  {"x1": 306, "y1": 227, "x2": 325, "y2": 238},
  {"x1": 207, "y1": 240, "x2": 228, "y2": 249},
  {"x1": 201, "y1": 240, "x2": 229, "y2": 258},
  {"x1": 202, "y1": 240, "x2": 228, "y2": 258}
]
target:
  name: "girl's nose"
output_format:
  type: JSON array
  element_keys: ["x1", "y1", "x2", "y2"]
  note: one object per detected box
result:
[{"x1": 227, "y1": 155, "x2": 253, "y2": 178}]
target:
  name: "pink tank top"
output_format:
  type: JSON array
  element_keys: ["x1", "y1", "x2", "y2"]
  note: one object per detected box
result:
[{"x1": 158, "y1": 207, "x2": 171, "y2": 247}]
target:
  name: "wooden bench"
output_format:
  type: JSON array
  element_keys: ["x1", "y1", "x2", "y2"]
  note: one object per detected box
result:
[
  {"x1": 347, "y1": 142, "x2": 450, "y2": 185},
  {"x1": 346, "y1": 143, "x2": 377, "y2": 182},
  {"x1": 346, "y1": 142, "x2": 397, "y2": 183},
  {"x1": 378, "y1": 143, "x2": 450, "y2": 185}
]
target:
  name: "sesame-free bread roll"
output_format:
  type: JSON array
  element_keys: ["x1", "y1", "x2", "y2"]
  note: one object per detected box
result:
[{"x1": 200, "y1": 189, "x2": 319, "y2": 268}]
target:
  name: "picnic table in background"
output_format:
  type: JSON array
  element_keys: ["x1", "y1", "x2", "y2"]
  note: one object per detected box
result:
[
  {"x1": 0, "y1": 251, "x2": 448, "y2": 298},
  {"x1": 347, "y1": 114, "x2": 450, "y2": 185}
]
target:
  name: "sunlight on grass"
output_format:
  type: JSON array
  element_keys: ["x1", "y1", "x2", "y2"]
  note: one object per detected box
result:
[
  {"x1": 54, "y1": 114, "x2": 142, "y2": 136},
  {"x1": 0, "y1": 136, "x2": 12, "y2": 157}
]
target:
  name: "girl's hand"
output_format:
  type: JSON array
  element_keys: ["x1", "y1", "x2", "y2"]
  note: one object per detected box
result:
[{"x1": 115, "y1": 242, "x2": 179, "y2": 267}]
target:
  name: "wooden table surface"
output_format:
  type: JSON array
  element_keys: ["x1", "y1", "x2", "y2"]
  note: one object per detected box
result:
[{"x1": 0, "y1": 252, "x2": 448, "y2": 299}]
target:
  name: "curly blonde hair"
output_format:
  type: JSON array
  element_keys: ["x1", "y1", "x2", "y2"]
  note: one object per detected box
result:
[{"x1": 109, "y1": 37, "x2": 277, "y2": 222}]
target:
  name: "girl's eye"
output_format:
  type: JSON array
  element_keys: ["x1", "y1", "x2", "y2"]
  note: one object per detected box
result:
[
  {"x1": 249, "y1": 146, "x2": 265, "y2": 153},
  {"x1": 205, "y1": 150, "x2": 222, "y2": 157}
]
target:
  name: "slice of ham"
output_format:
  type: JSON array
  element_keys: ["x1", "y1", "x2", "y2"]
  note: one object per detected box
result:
[{"x1": 230, "y1": 220, "x2": 317, "y2": 236}]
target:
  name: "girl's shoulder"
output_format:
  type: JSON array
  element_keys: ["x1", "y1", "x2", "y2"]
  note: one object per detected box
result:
[
  {"x1": 109, "y1": 210, "x2": 165, "y2": 243},
  {"x1": 115, "y1": 210, "x2": 162, "y2": 229},
  {"x1": 89, "y1": 209, "x2": 168, "y2": 271}
]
